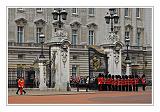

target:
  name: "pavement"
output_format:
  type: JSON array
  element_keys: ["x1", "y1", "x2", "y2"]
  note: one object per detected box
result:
[
  {"x1": 8, "y1": 86, "x2": 152, "y2": 96},
  {"x1": 8, "y1": 88, "x2": 152, "y2": 104},
  {"x1": 8, "y1": 88, "x2": 97, "y2": 96}
]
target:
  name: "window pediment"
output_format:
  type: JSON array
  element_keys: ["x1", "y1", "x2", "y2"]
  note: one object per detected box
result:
[
  {"x1": 15, "y1": 17, "x2": 27, "y2": 25},
  {"x1": 86, "y1": 22, "x2": 98, "y2": 29},
  {"x1": 125, "y1": 24, "x2": 133, "y2": 31},
  {"x1": 34, "y1": 19, "x2": 46, "y2": 26},
  {"x1": 70, "y1": 21, "x2": 81, "y2": 29},
  {"x1": 137, "y1": 27, "x2": 144, "y2": 32}
]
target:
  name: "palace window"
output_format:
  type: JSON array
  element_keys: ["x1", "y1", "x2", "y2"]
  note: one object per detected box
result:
[
  {"x1": 17, "y1": 64, "x2": 25, "y2": 78},
  {"x1": 88, "y1": 30, "x2": 94, "y2": 45},
  {"x1": 17, "y1": 26, "x2": 24, "y2": 43},
  {"x1": 125, "y1": 8, "x2": 129, "y2": 17},
  {"x1": 125, "y1": 31, "x2": 130, "y2": 43},
  {"x1": 72, "y1": 8, "x2": 78, "y2": 15},
  {"x1": 36, "y1": 27, "x2": 43, "y2": 43},
  {"x1": 72, "y1": 65, "x2": 78, "y2": 79},
  {"x1": 137, "y1": 32, "x2": 141, "y2": 47},
  {"x1": 18, "y1": 54, "x2": 25, "y2": 60},
  {"x1": 72, "y1": 30, "x2": 78, "y2": 45},
  {"x1": 88, "y1": 8, "x2": 95, "y2": 16},
  {"x1": 136, "y1": 8, "x2": 140, "y2": 18},
  {"x1": 73, "y1": 55, "x2": 78, "y2": 60},
  {"x1": 125, "y1": 31, "x2": 130, "y2": 37}
]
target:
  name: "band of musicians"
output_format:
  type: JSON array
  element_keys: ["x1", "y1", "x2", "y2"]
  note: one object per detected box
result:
[{"x1": 97, "y1": 73, "x2": 146, "y2": 92}]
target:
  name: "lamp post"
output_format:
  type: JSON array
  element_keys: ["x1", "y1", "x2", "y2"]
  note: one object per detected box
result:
[
  {"x1": 104, "y1": 8, "x2": 120, "y2": 76},
  {"x1": 48, "y1": 8, "x2": 68, "y2": 88},
  {"x1": 125, "y1": 36, "x2": 131, "y2": 76},
  {"x1": 52, "y1": 8, "x2": 68, "y2": 29},
  {"x1": 104, "y1": 8, "x2": 119, "y2": 32},
  {"x1": 39, "y1": 34, "x2": 45, "y2": 58}
]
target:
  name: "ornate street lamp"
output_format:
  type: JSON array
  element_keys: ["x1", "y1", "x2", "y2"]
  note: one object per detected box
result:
[
  {"x1": 125, "y1": 36, "x2": 131, "y2": 76},
  {"x1": 52, "y1": 8, "x2": 68, "y2": 28},
  {"x1": 125, "y1": 36, "x2": 130, "y2": 61},
  {"x1": 48, "y1": 8, "x2": 68, "y2": 88},
  {"x1": 104, "y1": 8, "x2": 119, "y2": 32},
  {"x1": 39, "y1": 34, "x2": 45, "y2": 58}
]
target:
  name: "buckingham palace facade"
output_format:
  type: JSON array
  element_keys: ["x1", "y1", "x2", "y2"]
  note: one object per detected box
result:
[{"x1": 8, "y1": 8, "x2": 152, "y2": 88}]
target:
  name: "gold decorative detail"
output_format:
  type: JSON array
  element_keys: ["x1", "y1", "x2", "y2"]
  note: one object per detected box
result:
[{"x1": 92, "y1": 56, "x2": 100, "y2": 71}]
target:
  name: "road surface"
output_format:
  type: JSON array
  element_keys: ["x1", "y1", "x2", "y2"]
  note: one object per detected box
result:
[{"x1": 8, "y1": 90, "x2": 152, "y2": 104}]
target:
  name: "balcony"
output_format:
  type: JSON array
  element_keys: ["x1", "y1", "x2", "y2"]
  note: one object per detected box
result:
[
  {"x1": 8, "y1": 42, "x2": 43, "y2": 47},
  {"x1": 8, "y1": 42, "x2": 99, "y2": 49}
]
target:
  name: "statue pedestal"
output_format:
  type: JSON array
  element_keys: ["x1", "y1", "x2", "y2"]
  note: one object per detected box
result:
[
  {"x1": 34, "y1": 58, "x2": 47, "y2": 90},
  {"x1": 102, "y1": 32, "x2": 123, "y2": 76},
  {"x1": 125, "y1": 60, "x2": 131, "y2": 76},
  {"x1": 47, "y1": 29, "x2": 71, "y2": 91}
]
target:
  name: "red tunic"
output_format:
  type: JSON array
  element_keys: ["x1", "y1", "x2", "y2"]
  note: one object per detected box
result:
[
  {"x1": 131, "y1": 78, "x2": 135, "y2": 85},
  {"x1": 135, "y1": 78, "x2": 139, "y2": 85},
  {"x1": 113, "y1": 79, "x2": 118, "y2": 86},
  {"x1": 141, "y1": 78, "x2": 146, "y2": 84},
  {"x1": 18, "y1": 79, "x2": 24, "y2": 88},
  {"x1": 125, "y1": 79, "x2": 129, "y2": 85},
  {"x1": 121, "y1": 79, "x2": 126, "y2": 86},
  {"x1": 129, "y1": 79, "x2": 133, "y2": 85},
  {"x1": 98, "y1": 77, "x2": 104, "y2": 85},
  {"x1": 118, "y1": 79, "x2": 122, "y2": 86},
  {"x1": 106, "y1": 78, "x2": 112, "y2": 85}
]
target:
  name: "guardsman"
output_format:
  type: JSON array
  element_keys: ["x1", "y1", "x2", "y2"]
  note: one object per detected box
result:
[
  {"x1": 135, "y1": 75, "x2": 139, "y2": 92},
  {"x1": 118, "y1": 75, "x2": 122, "y2": 91},
  {"x1": 132, "y1": 75, "x2": 136, "y2": 91},
  {"x1": 121, "y1": 75, "x2": 125, "y2": 91},
  {"x1": 97, "y1": 73, "x2": 103, "y2": 91},
  {"x1": 141, "y1": 75, "x2": 146, "y2": 91},
  {"x1": 128, "y1": 75, "x2": 132, "y2": 91},
  {"x1": 85, "y1": 76, "x2": 89, "y2": 92},
  {"x1": 18, "y1": 77, "x2": 26, "y2": 95},
  {"x1": 104, "y1": 74, "x2": 108, "y2": 91},
  {"x1": 16, "y1": 77, "x2": 20, "y2": 95},
  {"x1": 101, "y1": 74, "x2": 105, "y2": 91},
  {"x1": 125, "y1": 75, "x2": 129, "y2": 91},
  {"x1": 114, "y1": 75, "x2": 118, "y2": 91},
  {"x1": 76, "y1": 75, "x2": 80, "y2": 92},
  {"x1": 111, "y1": 75, "x2": 115, "y2": 91},
  {"x1": 106, "y1": 74, "x2": 112, "y2": 91}
]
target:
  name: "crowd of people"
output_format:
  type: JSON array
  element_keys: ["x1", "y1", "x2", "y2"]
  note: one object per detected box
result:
[
  {"x1": 15, "y1": 74, "x2": 147, "y2": 95},
  {"x1": 97, "y1": 73, "x2": 146, "y2": 92}
]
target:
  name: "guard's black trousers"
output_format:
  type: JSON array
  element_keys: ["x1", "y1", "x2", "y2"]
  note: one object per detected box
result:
[
  {"x1": 16, "y1": 87, "x2": 26, "y2": 94},
  {"x1": 142, "y1": 84, "x2": 146, "y2": 91}
]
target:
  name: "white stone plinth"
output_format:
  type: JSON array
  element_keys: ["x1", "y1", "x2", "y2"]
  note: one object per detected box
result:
[
  {"x1": 102, "y1": 33, "x2": 123, "y2": 76},
  {"x1": 126, "y1": 62, "x2": 131, "y2": 76},
  {"x1": 107, "y1": 48, "x2": 122, "y2": 76},
  {"x1": 48, "y1": 36, "x2": 71, "y2": 91},
  {"x1": 38, "y1": 60, "x2": 47, "y2": 90},
  {"x1": 50, "y1": 46, "x2": 70, "y2": 91}
]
